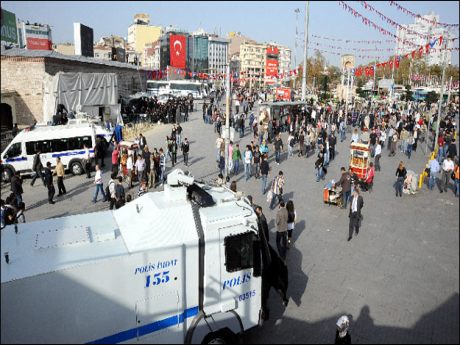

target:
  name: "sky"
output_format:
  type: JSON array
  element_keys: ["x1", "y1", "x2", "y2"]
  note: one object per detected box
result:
[{"x1": 3, "y1": 1, "x2": 459, "y2": 67}]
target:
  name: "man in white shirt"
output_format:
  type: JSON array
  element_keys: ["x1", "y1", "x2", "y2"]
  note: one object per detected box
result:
[
  {"x1": 135, "y1": 154, "x2": 146, "y2": 184},
  {"x1": 374, "y1": 143, "x2": 382, "y2": 171},
  {"x1": 244, "y1": 146, "x2": 253, "y2": 181},
  {"x1": 440, "y1": 156, "x2": 454, "y2": 193},
  {"x1": 92, "y1": 164, "x2": 106, "y2": 203}
]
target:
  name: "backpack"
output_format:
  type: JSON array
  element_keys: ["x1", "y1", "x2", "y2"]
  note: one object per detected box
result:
[{"x1": 289, "y1": 137, "x2": 296, "y2": 147}]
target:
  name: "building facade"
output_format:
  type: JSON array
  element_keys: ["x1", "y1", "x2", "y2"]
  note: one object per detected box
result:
[
  {"x1": 395, "y1": 12, "x2": 453, "y2": 66},
  {"x1": 188, "y1": 34, "x2": 209, "y2": 74},
  {"x1": 208, "y1": 35, "x2": 229, "y2": 75},
  {"x1": 240, "y1": 42, "x2": 266, "y2": 87},
  {"x1": 53, "y1": 43, "x2": 75, "y2": 56},
  {"x1": 144, "y1": 40, "x2": 160, "y2": 70},
  {"x1": 127, "y1": 14, "x2": 162, "y2": 67}
]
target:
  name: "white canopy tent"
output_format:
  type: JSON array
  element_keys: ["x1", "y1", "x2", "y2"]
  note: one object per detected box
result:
[{"x1": 43, "y1": 72, "x2": 120, "y2": 124}]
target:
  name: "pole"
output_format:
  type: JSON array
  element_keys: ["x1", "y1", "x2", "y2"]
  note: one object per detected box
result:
[
  {"x1": 345, "y1": 68, "x2": 351, "y2": 123},
  {"x1": 294, "y1": 8, "x2": 300, "y2": 90},
  {"x1": 224, "y1": 65, "x2": 231, "y2": 178},
  {"x1": 408, "y1": 59, "x2": 413, "y2": 88},
  {"x1": 301, "y1": 1, "x2": 309, "y2": 101},
  {"x1": 447, "y1": 76, "x2": 453, "y2": 105},
  {"x1": 390, "y1": 54, "x2": 396, "y2": 100},
  {"x1": 313, "y1": 76, "x2": 316, "y2": 95},
  {"x1": 434, "y1": 40, "x2": 447, "y2": 153}
]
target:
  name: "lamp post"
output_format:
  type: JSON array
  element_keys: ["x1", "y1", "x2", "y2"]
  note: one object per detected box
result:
[
  {"x1": 224, "y1": 65, "x2": 231, "y2": 178},
  {"x1": 301, "y1": 1, "x2": 309, "y2": 101},
  {"x1": 433, "y1": 39, "x2": 448, "y2": 153}
]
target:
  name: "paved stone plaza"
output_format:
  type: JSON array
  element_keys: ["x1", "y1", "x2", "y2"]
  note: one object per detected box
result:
[{"x1": 4, "y1": 102, "x2": 458, "y2": 344}]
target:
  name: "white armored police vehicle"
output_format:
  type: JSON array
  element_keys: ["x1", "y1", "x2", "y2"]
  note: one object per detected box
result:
[{"x1": 1, "y1": 170, "x2": 288, "y2": 344}]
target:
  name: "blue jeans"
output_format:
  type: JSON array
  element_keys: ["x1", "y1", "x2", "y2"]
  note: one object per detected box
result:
[
  {"x1": 176, "y1": 134, "x2": 182, "y2": 146},
  {"x1": 244, "y1": 163, "x2": 252, "y2": 180},
  {"x1": 233, "y1": 160, "x2": 240, "y2": 175},
  {"x1": 437, "y1": 147, "x2": 444, "y2": 163},
  {"x1": 406, "y1": 144, "x2": 412, "y2": 159},
  {"x1": 324, "y1": 151, "x2": 330, "y2": 166},
  {"x1": 288, "y1": 145, "x2": 293, "y2": 157},
  {"x1": 343, "y1": 190, "x2": 351, "y2": 209},
  {"x1": 275, "y1": 151, "x2": 281, "y2": 164},
  {"x1": 315, "y1": 167, "x2": 324, "y2": 182},
  {"x1": 396, "y1": 177, "x2": 404, "y2": 196},
  {"x1": 428, "y1": 172, "x2": 437, "y2": 190},
  {"x1": 270, "y1": 193, "x2": 282, "y2": 210},
  {"x1": 160, "y1": 166, "x2": 166, "y2": 183},
  {"x1": 93, "y1": 184, "x2": 106, "y2": 202},
  {"x1": 340, "y1": 129, "x2": 346, "y2": 142},
  {"x1": 261, "y1": 174, "x2": 267, "y2": 194},
  {"x1": 455, "y1": 179, "x2": 460, "y2": 197}
]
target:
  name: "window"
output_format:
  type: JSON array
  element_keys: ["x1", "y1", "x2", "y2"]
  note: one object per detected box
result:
[
  {"x1": 25, "y1": 140, "x2": 52, "y2": 155},
  {"x1": 5, "y1": 142, "x2": 22, "y2": 158},
  {"x1": 224, "y1": 232, "x2": 255, "y2": 272},
  {"x1": 52, "y1": 138, "x2": 70, "y2": 152}
]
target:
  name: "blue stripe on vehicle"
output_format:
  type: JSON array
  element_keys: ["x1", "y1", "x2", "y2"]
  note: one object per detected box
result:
[
  {"x1": 5, "y1": 157, "x2": 27, "y2": 163},
  {"x1": 52, "y1": 149, "x2": 95, "y2": 158},
  {"x1": 87, "y1": 306, "x2": 199, "y2": 344}
]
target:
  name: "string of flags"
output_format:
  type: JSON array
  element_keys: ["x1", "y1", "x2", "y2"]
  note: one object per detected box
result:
[
  {"x1": 352, "y1": 35, "x2": 445, "y2": 77},
  {"x1": 311, "y1": 34, "x2": 395, "y2": 44},
  {"x1": 145, "y1": 66, "x2": 301, "y2": 81},
  {"x1": 310, "y1": 41, "x2": 395, "y2": 52},
  {"x1": 389, "y1": 1, "x2": 459, "y2": 28},
  {"x1": 360, "y1": 1, "x2": 431, "y2": 40}
]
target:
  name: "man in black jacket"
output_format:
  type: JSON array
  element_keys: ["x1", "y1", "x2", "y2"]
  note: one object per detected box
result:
[
  {"x1": 10, "y1": 171, "x2": 23, "y2": 206},
  {"x1": 43, "y1": 162, "x2": 55, "y2": 204},
  {"x1": 260, "y1": 154, "x2": 270, "y2": 194},
  {"x1": 30, "y1": 150, "x2": 45, "y2": 186},
  {"x1": 256, "y1": 206, "x2": 269, "y2": 241},
  {"x1": 348, "y1": 188, "x2": 364, "y2": 241},
  {"x1": 181, "y1": 138, "x2": 190, "y2": 166}
]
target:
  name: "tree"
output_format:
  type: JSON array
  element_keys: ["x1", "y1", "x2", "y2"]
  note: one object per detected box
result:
[{"x1": 425, "y1": 91, "x2": 439, "y2": 105}]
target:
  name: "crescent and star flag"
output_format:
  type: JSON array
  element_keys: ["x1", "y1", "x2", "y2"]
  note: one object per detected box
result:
[{"x1": 170, "y1": 34, "x2": 186, "y2": 69}]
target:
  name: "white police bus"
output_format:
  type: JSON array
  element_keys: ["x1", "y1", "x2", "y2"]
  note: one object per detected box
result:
[
  {"x1": 1, "y1": 123, "x2": 98, "y2": 182},
  {"x1": 146, "y1": 80, "x2": 208, "y2": 99}
]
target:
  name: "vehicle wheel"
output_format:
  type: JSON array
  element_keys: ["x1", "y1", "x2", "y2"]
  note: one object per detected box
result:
[
  {"x1": 202, "y1": 330, "x2": 236, "y2": 345},
  {"x1": 1, "y1": 167, "x2": 13, "y2": 183},
  {"x1": 70, "y1": 161, "x2": 83, "y2": 176}
]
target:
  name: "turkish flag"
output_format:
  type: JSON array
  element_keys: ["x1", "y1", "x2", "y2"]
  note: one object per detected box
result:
[{"x1": 170, "y1": 34, "x2": 186, "y2": 69}]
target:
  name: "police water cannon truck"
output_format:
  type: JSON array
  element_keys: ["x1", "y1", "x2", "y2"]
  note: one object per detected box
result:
[{"x1": 1, "y1": 169, "x2": 288, "y2": 344}]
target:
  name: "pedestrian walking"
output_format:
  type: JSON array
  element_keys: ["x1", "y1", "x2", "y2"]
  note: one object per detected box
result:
[
  {"x1": 348, "y1": 188, "x2": 364, "y2": 241},
  {"x1": 253, "y1": 145, "x2": 261, "y2": 179},
  {"x1": 232, "y1": 144, "x2": 242, "y2": 175},
  {"x1": 244, "y1": 145, "x2": 253, "y2": 181},
  {"x1": 395, "y1": 161, "x2": 407, "y2": 197},
  {"x1": 255, "y1": 206, "x2": 269, "y2": 241},
  {"x1": 270, "y1": 171, "x2": 285, "y2": 210},
  {"x1": 115, "y1": 176, "x2": 126, "y2": 208},
  {"x1": 374, "y1": 142, "x2": 382, "y2": 171},
  {"x1": 92, "y1": 164, "x2": 106, "y2": 203},
  {"x1": 53, "y1": 157, "x2": 66, "y2": 196},
  {"x1": 274, "y1": 134, "x2": 284, "y2": 165},
  {"x1": 43, "y1": 162, "x2": 55, "y2": 204},
  {"x1": 30, "y1": 150, "x2": 45, "y2": 186},
  {"x1": 286, "y1": 200, "x2": 296, "y2": 248},
  {"x1": 427, "y1": 156, "x2": 440, "y2": 191},
  {"x1": 112, "y1": 144, "x2": 120, "y2": 175},
  {"x1": 181, "y1": 138, "x2": 190, "y2": 166},
  {"x1": 275, "y1": 201, "x2": 288, "y2": 261},
  {"x1": 126, "y1": 152, "x2": 134, "y2": 188},
  {"x1": 440, "y1": 156, "x2": 454, "y2": 193},
  {"x1": 10, "y1": 171, "x2": 24, "y2": 206},
  {"x1": 135, "y1": 153, "x2": 146, "y2": 184},
  {"x1": 108, "y1": 172, "x2": 117, "y2": 210},
  {"x1": 159, "y1": 148, "x2": 166, "y2": 185},
  {"x1": 260, "y1": 154, "x2": 270, "y2": 194}
]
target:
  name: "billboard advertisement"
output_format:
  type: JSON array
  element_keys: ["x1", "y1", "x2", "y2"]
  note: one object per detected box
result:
[
  {"x1": 1, "y1": 8, "x2": 18, "y2": 44},
  {"x1": 21, "y1": 23, "x2": 52, "y2": 50},
  {"x1": 74, "y1": 22, "x2": 94, "y2": 57},
  {"x1": 170, "y1": 34, "x2": 186, "y2": 69},
  {"x1": 266, "y1": 59, "x2": 279, "y2": 77}
]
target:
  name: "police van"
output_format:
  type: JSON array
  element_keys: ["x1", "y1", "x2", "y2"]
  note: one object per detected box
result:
[
  {"x1": 1, "y1": 170, "x2": 287, "y2": 344},
  {"x1": 0, "y1": 123, "x2": 97, "y2": 182}
]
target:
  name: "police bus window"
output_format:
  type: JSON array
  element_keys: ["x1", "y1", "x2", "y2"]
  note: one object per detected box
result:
[
  {"x1": 5, "y1": 143, "x2": 21, "y2": 158},
  {"x1": 224, "y1": 232, "x2": 255, "y2": 272}
]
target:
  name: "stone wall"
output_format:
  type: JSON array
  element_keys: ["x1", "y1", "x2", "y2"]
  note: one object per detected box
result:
[
  {"x1": 1, "y1": 55, "x2": 149, "y2": 125},
  {"x1": 1, "y1": 57, "x2": 46, "y2": 126}
]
